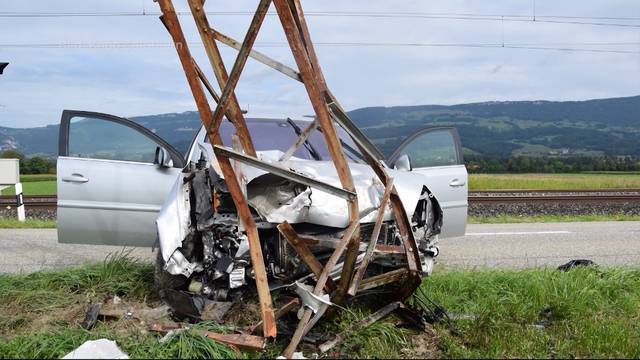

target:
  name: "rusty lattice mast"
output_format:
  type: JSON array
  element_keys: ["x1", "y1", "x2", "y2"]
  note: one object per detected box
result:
[{"x1": 155, "y1": 0, "x2": 423, "y2": 356}]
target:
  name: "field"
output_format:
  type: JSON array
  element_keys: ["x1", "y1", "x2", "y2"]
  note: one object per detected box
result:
[
  {"x1": 3, "y1": 173, "x2": 640, "y2": 197},
  {"x1": 1, "y1": 254, "x2": 639, "y2": 358},
  {"x1": 0, "y1": 175, "x2": 56, "y2": 195},
  {"x1": 469, "y1": 173, "x2": 640, "y2": 190}
]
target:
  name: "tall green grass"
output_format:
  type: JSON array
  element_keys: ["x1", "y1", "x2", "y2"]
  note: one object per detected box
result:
[
  {"x1": 414, "y1": 268, "x2": 640, "y2": 358},
  {"x1": 1, "y1": 181, "x2": 56, "y2": 195},
  {"x1": 470, "y1": 173, "x2": 640, "y2": 190},
  {"x1": 0, "y1": 219, "x2": 56, "y2": 228}
]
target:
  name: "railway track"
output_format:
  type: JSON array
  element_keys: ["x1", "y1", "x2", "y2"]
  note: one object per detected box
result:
[
  {"x1": 469, "y1": 189, "x2": 640, "y2": 204},
  {"x1": 3, "y1": 189, "x2": 640, "y2": 210},
  {"x1": 0, "y1": 195, "x2": 57, "y2": 209}
]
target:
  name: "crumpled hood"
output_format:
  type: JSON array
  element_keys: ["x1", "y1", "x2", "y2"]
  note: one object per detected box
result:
[{"x1": 213, "y1": 150, "x2": 426, "y2": 228}]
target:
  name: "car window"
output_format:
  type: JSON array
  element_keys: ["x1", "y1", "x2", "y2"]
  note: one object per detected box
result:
[
  {"x1": 68, "y1": 116, "x2": 158, "y2": 163},
  {"x1": 397, "y1": 129, "x2": 460, "y2": 168},
  {"x1": 211, "y1": 120, "x2": 363, "y2": 162}
]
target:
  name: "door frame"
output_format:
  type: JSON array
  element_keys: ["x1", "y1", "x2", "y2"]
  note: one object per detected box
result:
[
  {"x1": 58, "y1": 109, "x2": 186, "y2": 168},
  {"x1": 387, "y1": 126, "x2": 464, "y2": 168}
]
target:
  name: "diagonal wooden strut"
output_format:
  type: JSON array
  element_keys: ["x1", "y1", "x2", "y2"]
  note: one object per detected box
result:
[
  {"x1": 188, "y1": 0, "x2": 256, "y2": 156},
  {"x1": 277, "y1": 221, "x2": 337, "y2": 293},
  {"x1": 156, "y1": 0, "x2": 276, "y2": 338},
  {"x1": 348, "y1": 177, "x2": 395, "y2": 295},
  {"x1": 208, "y1": 0, "x2": 272, "y2": 137}
]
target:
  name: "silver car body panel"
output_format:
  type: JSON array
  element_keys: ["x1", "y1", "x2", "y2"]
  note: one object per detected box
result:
[{"x1": 57, "y1": 156, "x2": 181, "y2": 247}]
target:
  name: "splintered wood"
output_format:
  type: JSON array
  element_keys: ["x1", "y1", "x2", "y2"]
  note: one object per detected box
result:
[{"x1": 155, "y1": 0, "x2": 423, "y2": 357}]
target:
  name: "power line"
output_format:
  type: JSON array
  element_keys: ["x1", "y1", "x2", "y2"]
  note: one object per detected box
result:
[
  {"x1": 0, "y1": 10, "x2": 639, "y2": 28},
  {"x1": 0, "y1": 41, "x2": 637, "y2": 54}
]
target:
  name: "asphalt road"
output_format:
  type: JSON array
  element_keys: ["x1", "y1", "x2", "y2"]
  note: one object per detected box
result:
[
  {"x1": 0, "y1": 221, "x2": 639, "y2": 273},
  {"x1": 0, "y1": 228, "x2": 154, "y2": 274},
  {"x1": 439, "y1": 221, "x2": 640, "y2": 268}
]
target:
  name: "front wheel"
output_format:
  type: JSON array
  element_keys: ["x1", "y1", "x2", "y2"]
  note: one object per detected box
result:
[{"x1": 154, "y1": 250, "x2": 188, "y2": 292}]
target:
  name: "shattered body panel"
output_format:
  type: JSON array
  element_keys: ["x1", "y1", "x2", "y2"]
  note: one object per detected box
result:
[{"x1": 157, "y1": 132, "x2": 438, "y2": 278}]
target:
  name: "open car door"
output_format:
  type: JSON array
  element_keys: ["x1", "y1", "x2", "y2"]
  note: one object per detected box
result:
[
  {"x1": 388, "y1": 126, "x2": 467, "y2": 238},
  {"x1": 57, "y1": 110, "x2": 185, "y2": 247}
]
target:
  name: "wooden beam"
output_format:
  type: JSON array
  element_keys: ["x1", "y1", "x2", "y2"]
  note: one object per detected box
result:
[
  {"x1": 212, "y1": 29, "x2": 302, "y2": 82},
  {"x1": 358, "y1": 268, "x2": 409, "y2": 292},
  {"x1": 194, "y1": 60, "x2": 220, "y2": 103},
  {"x1": 318, "y1": 302, "x2": 400, "y2": 353},
  {"x1": 273, "y1": 0, "x2": 361, "y2": 312},
  {"x1": 348, "y1": 177, "x2": 395, "y2": 296},
  {"x1": 187, "y1": 0, "x2": 256, "y2": 156},
  {"x1": 282, "y1": 220, "x2": 358, "y2": 358},
  {"x1": 277, "y1": 221, "x2": 337, "y2": 293},
  {"x1": 279, "y1": 118, "x2": 318, "y2": 161},
  {"x1": 156, "y1": 0, "x2": 276, "y2": 338},
  {"x1": 207, "y1": 0, "x2": 272, "y2": 138}
]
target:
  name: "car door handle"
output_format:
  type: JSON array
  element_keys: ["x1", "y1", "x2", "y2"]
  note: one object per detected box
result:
[
  {"x1": 449, "y1": 178, "x2": 466, "y2": 187},
  {"x1": 62, "y1": 174, "x2": 89, "y2": 183}
]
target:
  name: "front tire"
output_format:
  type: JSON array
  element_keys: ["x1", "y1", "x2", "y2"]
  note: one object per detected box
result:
[{"x1": 154, "y1": 250, "x2": 188, "y2": 292}]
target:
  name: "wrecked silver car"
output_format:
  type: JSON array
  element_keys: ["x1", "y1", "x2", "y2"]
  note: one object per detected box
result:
[
  {"x1": 156, "y1": 119, "x2": 464, "y2": 297},
  {"x1": 57, "y1": 0, "x2": 468, "y2": 355},
  {"x1": 57, "y1": 114, "x2": 467, "y2": 301}
]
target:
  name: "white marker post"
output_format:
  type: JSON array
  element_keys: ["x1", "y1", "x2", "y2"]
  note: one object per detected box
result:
[
  {"x1": 0, "y1": 158, "x2": 24, "y2": 222},
  {"x1": 15, "y1": 182, "x2": 25, "y2": 222}
]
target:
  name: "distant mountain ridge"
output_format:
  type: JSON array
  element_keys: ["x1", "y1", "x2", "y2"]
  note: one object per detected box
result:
[{"x1": 1, "y1": 95, "x2": 638, "y2": 158}]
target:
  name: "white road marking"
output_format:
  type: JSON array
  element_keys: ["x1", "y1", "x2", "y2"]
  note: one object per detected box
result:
[{"x1": 465, "y1": 231, "x2": 572, "y2": 236}]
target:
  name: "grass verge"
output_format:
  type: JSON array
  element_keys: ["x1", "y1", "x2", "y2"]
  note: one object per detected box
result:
[
  {"x1": 3, "y1": 255, "x2": 639, "y2": 358},
  {"x1": 469, "y1": 214, "x2": 640, "y2": 224},
  {"x1": 470, "y1": 173, "x2": 640, "y2": 190},
  {"x1": 0, "y1": 219, "x2": 57, "y2": 228},
  {"x1": 414, "y1": 267, "x2": 640, "y2": 358},
  {"x1": 1, "y1": 181, "x2": 56, "y2": 196}
]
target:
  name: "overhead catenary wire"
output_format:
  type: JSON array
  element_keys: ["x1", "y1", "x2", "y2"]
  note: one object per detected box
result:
[
  {"x1": 0, "y1": 10, "x2": 639, "y2": 28},
  {"x1": 0, "y1": 41, "x2": 638, "y2": 54}
]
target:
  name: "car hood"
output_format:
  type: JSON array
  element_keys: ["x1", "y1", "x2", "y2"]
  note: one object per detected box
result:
[{"x1": 212, "y1": 150, "x2": 426, "y2": 228}]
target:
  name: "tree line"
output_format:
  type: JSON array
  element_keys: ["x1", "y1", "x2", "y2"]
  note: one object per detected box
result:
[
  {"x1": 0, "y1": 150, "x2": 56, "y2": 174},
  {"x1": 2, "y1": 149, "x2": 639, "y2": 175},
  {"x1": 465, "y1": 155, "x2": 640, "y2": 173}
]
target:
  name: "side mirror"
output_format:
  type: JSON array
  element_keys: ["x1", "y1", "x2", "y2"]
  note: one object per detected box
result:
[
  {"x1": 393, "y1": 154, "x2": 412, "y2": 171},
  {"x1": 154, "y1": 146, "x2": 174, "y2": 168}
]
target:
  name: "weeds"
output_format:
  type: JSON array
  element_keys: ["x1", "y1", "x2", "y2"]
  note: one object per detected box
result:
[
  {"x1": 3, "y1": 255, "x2": 640, "y2": 358},
  {"x1": 0, "y1": 219, "x2": 56, "y2": 229},
  {"x1": 417, "y1": 267, "x2": 640, "y2": 358}
]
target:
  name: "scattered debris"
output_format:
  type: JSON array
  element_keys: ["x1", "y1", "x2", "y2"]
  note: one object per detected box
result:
[
  {"x1": 62, "y1": 339, "x2": 129, "y2": 359},
  {"x1": 201, "y1": 331, "x2": 266, "y2": 352},
  {"x1": 80, "y1": 303, "x2": 102, "y2": 330},
  {"x1": 557, "y1": 259, "x2": 596, "y2": 271},
  {"x1": 318, "y1": 301, "x2": 401, "y2": 353}
]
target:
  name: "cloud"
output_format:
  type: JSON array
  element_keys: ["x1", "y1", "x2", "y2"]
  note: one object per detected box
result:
[{"x1": 0, "y1": 0, "x2": 638, "y2": 128}]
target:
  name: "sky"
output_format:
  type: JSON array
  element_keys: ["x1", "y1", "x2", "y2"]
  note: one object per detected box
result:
[{"x1": 0, "y1": 0, "x2": 639, "y2": 129}]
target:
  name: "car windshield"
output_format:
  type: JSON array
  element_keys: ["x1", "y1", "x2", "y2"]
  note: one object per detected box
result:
[{"x1": 215, "y1": 119, "x2": 364, "y2": 162}]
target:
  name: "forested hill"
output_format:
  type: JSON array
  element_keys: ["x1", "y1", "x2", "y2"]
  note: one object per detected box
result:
[
  {"x1": 350, "y1": 95, "x2": 640, "y2": 158},
  {"x1": 1, "y1": 95, "x2": 638, "y2": 158}
]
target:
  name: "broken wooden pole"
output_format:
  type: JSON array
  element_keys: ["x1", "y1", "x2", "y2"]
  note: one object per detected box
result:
[
  {"x1": 318, "y1": 301, "x2": 401, "y2": 353},
  {"x1": 201, "y1": 331, "x2": 266, "y2": 352},
  {"x1": 348, "y1": 177, "x2": 395, "y2": 295},
  {"x1": 208, "y1": 0, "x2": 272, "y2": 136},
  {"x1": 277, "y1": 221, "x2": 337, "y2": 293},
  {"x1": 187, "y1": 0, "x2": 256, "y2": 156},
  {"x1": 155, "y1": 0, "x2": 276, "y2": 337}
]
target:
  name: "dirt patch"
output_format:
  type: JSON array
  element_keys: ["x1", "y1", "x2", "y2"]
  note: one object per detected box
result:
[{"x1": 401, "y1": 325, "x2": 442, "y2": 359}]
